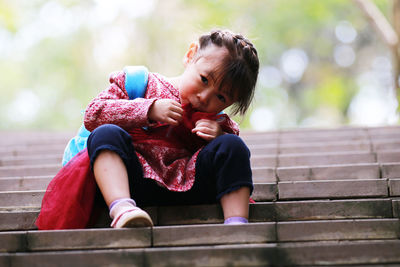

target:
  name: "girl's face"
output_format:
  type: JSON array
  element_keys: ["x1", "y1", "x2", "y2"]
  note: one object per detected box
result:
[{"x1": 178, "y1": 44, "x2": 236, "y2": 114}]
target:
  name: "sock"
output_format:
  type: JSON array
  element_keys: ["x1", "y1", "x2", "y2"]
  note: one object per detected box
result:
[
  {"x1": 224, "y1": 216, "x2": 248, "y2": 225},
  {"x1": 109, "y1": 198, "x2": 136, "y2": 218}
]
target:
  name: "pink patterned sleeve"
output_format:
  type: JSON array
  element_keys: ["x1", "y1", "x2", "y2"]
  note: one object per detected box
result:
[
  {"x1": 218, "y1": 114, "x2": 240, "y2": 136},
  {"x1": 84, "y1": 71, "x2": 156, "y2": 131}
]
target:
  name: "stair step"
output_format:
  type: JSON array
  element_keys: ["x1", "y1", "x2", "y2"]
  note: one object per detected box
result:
[
  {"x1": 0, "y1": 190, "x2": 45, "y2": 208},
  {"x1": 2, "y1": 240, "x2": 400, "y2": 267},
  {"x1": 241, "y1": 125, "x2": 399, "y2": 137},
  {"x1": 0, "y1": 210, "x2": 39, "y2": 231},
  {"x1": 371, "y1": 134, "x2": 400, "y2": 142},
  {"x1": 0, "y1": 144, "x2": 65, "y2": 157},
  {"x1": 244, "y1": 128, "x2": 369, "y2": 144},
  {"x1": 390, "y1": 179, "x2": 400, "y2": 196},
  {"x1": 0, "y1": 164, "x2": 60, "y2": 177},
  {"x1": 251, "y1": 167, "x2": 277, "y2": 182},
  {"x1": 1, "y1": 163, "x2": 390, "y2": 192},
  {"x1": 0, "y1": 132, "x2": 71, "y2": 147},
  {"x1": 368, "y1": 126, "x2": 400, "y2": 135},
  {"x1": 0, "y1": 155, "x2": 62, "y2": 167},
  {"x1": 253, "y1": 178, "x2": 400, "y2": 201},
  {"x1": 377, "y1": 149, "x2": 400, "y2": 163},
  {"x1": 277, "y1": 151, "x2": 376, "y2": 167},
  {"x1": 277, "y1": 163, "x2": 380, "y2": 181},
  {"x1": 382, "y1": 162, "x2": 400, "y2": 178},
  {"x1": 394, "y1": 199, "x2": 400, "y2": 217},
  {"x1": 251, "y1": 151, "x2": 377, "y2": 168},
  {"x1": 1, "y1": 219, "x2": 398, "y2": 253},
  {"x1": 1, "y1": 228, "x2": 152, "y2": 253},
  {"x1": 275, "y1": 179, "x2": 389, "y2": 200},
  {"x1": 0, "y1": 149, "x2": 396, "y2": 170},
  {"x1": 0, "y1": 199, "x2": 395, "y2": 231},
  {"x1": 0, "y1": 176, "x2": 52, "y2": 191},
  {"x1": 277, "y1": 218, "x2": 400, "y2": 242},
  {"x1": 252, "y1": 199, "x2": 395, "y2": 222},
  {"x1": 0, "y1": 126, "x2": 396, "y2": 147},
  {"x1": 0, "y1": 136, "x2": 398, "y2": 160},
  {"x1": 3, "y1": 178, "x2": 398, "y2": 206},
  {"x1": 0, "y1": 162, "x2": 385, "y2": 180},
  {"x1": 373, "y1": 139, "x2": 400, "y2": 151},
  {"x1": 277, "y1": 141, "x2": 371, "y2": 154},
  {"x1": 1, "y1": 224, "x2": 271, "y2": 252},
  {"x1": 251, "y1": 155, "x2": 277, "y2": 167},
  {"x1": 0, "y1": 140, "x2": 396, "y2": 160},
  {"x1": 278, "y1": 133, "x2": 370, "y2": 144},
  {"x1": 247, "y1": 144, "x2": 279, "y2": 155}
]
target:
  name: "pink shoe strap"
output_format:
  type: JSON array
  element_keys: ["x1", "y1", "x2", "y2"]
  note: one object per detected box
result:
[
  {"x1": 110, "y1": 208, "x2": 138, "y2": 228},
  {"x1": 109, "y1": 198, "x2": 136, "y2": 211}
]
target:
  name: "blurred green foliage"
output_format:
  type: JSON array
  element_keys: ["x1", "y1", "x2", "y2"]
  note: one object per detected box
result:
[{"x1": 0, "y1": 0, "x2": 396, "y2": 131}]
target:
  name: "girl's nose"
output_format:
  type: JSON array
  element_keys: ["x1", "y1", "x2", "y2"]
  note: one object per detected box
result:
[{"x1": 198, "y1": 89, "x2": 212, "y2": 106}]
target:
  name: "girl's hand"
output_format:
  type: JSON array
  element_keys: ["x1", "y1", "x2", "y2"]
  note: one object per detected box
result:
[
  {"x1": 148, "y1": 99, "x2": 183, "y2": 126},
  {"x1": 192, "y1": 119, "x2": 224, "y2": 141}
]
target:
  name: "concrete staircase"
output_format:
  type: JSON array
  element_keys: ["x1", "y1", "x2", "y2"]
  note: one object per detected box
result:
[{"x1": 0, "y1": 126, "x2": 400, "y2": 266}]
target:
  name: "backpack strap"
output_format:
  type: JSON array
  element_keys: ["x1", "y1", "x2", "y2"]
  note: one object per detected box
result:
[
  {"x1": 62, "y1": 66, "x2": 149, "y2": 166},
  {"x1": 62, "y1": 124, "x2": 90, "y2": 166},
  {"x1": 124, "y1": 66, "x2": 149, "y2": 100}
]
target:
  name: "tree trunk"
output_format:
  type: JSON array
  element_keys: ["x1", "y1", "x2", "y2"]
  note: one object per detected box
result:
[
  {"x1": 354, "y1": 0, "x2": 400, "y2": 97},
  {"x1": 393, "y1": 0, "x2": 400, "y2": 94}
]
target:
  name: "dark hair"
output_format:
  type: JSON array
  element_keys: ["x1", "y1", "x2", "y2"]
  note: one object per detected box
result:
[{"x1": 198, "y1": 29, "x2": 259, "y2": 115}]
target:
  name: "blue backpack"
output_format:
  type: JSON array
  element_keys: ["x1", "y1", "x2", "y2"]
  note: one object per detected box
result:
[{"x1": 62, "y1": 66, "x2": 149, "y2": 166}]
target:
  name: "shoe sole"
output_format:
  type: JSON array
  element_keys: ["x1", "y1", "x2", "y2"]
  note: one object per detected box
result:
[{"x1": 116, "y1": 210, "x2": 154, "y2": 228}]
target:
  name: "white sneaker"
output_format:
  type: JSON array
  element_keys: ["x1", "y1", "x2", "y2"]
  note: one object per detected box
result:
[{"x1": 110, "y1": 201, "x2": 153, "y2": 228}]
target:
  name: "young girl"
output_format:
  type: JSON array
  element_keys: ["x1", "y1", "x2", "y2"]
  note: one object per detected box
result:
[{"x1": 37, "y1": 29, "x2": 259, "y2": 229}]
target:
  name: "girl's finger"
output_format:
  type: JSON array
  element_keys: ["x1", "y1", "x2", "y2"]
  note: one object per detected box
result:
[
  {"x1": 195, "y1": 119, "x2": 210, "y2": 125},
  {"x1": 192, "y1": 124, "x2": 209, "y2": 132},
  {"x1": 192, "y1": 127, "x2": 216, "y2": 138},
  {"x1": 170, "y1": 103, "x2": 183, "y2": 114},
  {"x1": 194, "y1": 121, "x2": 212, "y2": 129},
  {"x1": 195, "y1": 131, "x2": 214, "y2": 141},
  {"x1": 166, "y1": 117, "x2": 180, "y2": 126},
  {"x1": 169, "y1": 111, "x2": 183, "y2": 122}
]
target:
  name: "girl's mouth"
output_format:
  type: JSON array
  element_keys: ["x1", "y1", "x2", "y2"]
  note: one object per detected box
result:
[{"x1": 188, "y1": 98, "x2": 201, "y2": 111}]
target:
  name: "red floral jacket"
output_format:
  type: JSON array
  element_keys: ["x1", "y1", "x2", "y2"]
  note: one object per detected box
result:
[{"x1": 84, "y1": 71, "x2": 240, "y2": 192}]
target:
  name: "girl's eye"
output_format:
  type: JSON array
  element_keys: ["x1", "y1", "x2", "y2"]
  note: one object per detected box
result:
[
  {"x1": 200, "y1": 75, "x2": 208, "y2": 85},
  {"x1": 217, "y1": 94, "x2": 226, "y2": 103}
]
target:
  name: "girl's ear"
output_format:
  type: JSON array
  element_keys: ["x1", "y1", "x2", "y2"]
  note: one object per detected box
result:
[{"x1": 183, "y1": 42, "x2": 199, "y2": 67}]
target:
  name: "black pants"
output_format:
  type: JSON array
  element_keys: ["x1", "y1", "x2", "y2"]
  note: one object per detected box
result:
[{"x1": 87, "y1": 124, "x2": 253, "y2": 207}]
